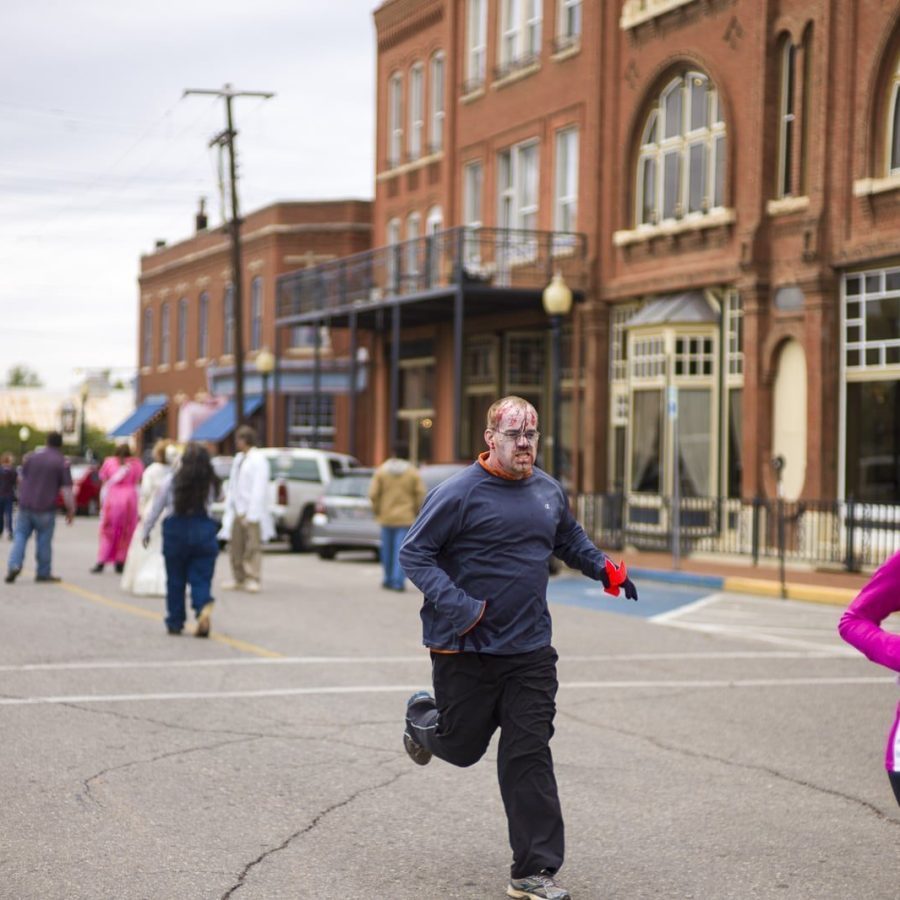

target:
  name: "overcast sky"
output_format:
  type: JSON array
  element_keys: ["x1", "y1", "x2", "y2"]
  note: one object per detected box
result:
[{"x1": 0, "y1": 1, "x2": 377, "y2": 392}]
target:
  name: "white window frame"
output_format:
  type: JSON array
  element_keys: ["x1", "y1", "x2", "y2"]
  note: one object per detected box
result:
[
  {"x1": 500, "y1": 0, "x2": 542, "y2": 69},
  {"x1": 406, "y1": 212, "x2": 421, "y2": 278},
  {"x1": 466, "y1": 0, "x2": 487, "y2": 89},
  {"x1": 498, "y1": 140, "x2": 539, "y2": 231},
  {"x1": 635, "y1": 72, "x2": 726, "y2": 227},
  {"x1": 142, "y1": 308, "x2": 153, "y2": 368},
  {"x1": 408, "y1": 63, "x2": 424, "y2": 161},
  {"x1": 176, "y1": 297, "x2": 187, "y2": 362},
  {"x1": 198, "y1": 291, "x2": 209, "y2": 359},
  {"x1": 388, "y1": 72, "x2": 403, "y2": 167},
  {"x1": 429, "y1": 53, "x2": 445, "y2": 153},
  {"x1": 553, "y1": 127, "x2": 579, "y2": 234},
  {"x1": 776, "y1": 40, "x2": 797, "y2": 198},
  {"x1": 557, "y1": 0, "x2": 581, "y2": 43},
  {"x1": 463, "y1": 161, "x2": 483, "y2": 265},
  {"x1": 889, "y1": 57, "x2": 900, "y2": 176}
]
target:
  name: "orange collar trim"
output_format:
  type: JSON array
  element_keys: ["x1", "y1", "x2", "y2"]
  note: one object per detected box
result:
[{"x1": 477, "y1": 451, "x2": 531, "y2": 481}]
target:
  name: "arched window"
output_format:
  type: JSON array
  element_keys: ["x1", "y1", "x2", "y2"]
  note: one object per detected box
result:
[
  {"x1": 388, "y1": 72, "x2": 403, "y2": 167},
  {"x1": 889, "y1": 55, "x2": 900, "y2": 175},
  {"x1": 777, "y1": 39, "x2": 797, "y2": 198},
  {"x1": 636, "y1": 71, "x2": 726, "y2": 226}
]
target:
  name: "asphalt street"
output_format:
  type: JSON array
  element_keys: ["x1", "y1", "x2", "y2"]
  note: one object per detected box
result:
[{"x1": 2, "y1": 517, "x2": 899, "y2": 900}]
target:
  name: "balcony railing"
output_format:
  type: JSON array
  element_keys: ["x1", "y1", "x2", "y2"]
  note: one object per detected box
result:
[
  {"x1": 577, "y1": 493, "x2": 900, "y2": 572},
  {"x1": 276, "y1": 226, "x2": 587, "y2": 323}
]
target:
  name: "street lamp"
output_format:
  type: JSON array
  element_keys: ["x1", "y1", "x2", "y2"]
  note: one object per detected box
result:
[
  {"x1": 255, "y1": 347, "x2": 275, "y2": 447},
  {"x1": 542, "y1": 273, "x2": 573, "y2": 481},
  {"x1": 18, "y1": 425, "x2": 30, "y2": 460},
  {"x1": 79, "y1": 383, "x2": 89, "y2": 457}
]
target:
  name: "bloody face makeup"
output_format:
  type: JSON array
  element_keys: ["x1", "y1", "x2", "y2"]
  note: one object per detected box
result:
[{"x1": 484, "y1": 399, "x2": 539, "y2": 478}]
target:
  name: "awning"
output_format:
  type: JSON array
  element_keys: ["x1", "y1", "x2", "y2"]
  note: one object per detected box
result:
[
  {"x1": 108, "y1": 394, "x2": 168, "y2": 438},
  {"x1": 190, "y1": 395, "x2": 263, "y2": 443}
]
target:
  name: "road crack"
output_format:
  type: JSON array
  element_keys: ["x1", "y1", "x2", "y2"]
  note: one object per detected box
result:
[
  {"x1": 221, "y1": 769, "x2": 410, "y2": 898},
  {"x1": 558, "y1": 707, "x2": 900, "y2": 828}
]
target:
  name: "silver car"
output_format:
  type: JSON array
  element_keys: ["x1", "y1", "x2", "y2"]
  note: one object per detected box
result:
[{"x1": 311, "y1": 463, "x2": 469, "y2": 560}]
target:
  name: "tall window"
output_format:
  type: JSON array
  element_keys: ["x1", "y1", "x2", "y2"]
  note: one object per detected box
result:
[
  {"x1": 142, "y1": 308, "x2": 153, "y2": 368},
  {"x1": 176, "y1": 297, "x2": 187, "y2": 363},
  {"x1": 636, "y1": 72, "x2": 726, "y2": 225},
  {"x1": 466, "y1": 0, "x2": 487, "y2": 89},
  {"x1": 250, "y1": 276, "x2": 262, "y2": 350},
  {"x1": 498, "y1": 141, "x2": 539, "y2": 231},
  {"x1": 554, "y1": 127, "x2": 579, "y2": 233},
  {"x1": 426, "y1": 205, "x2": 443, "y2": 285},
  {"x1": 388, "y1": 72, "x2": 403, "y2": 166},
  {"x1": 198, "y1": 291, "x2": 209, "y2": 359},
  {"x1": 777, "y1": 40, "x2": 797, "y2": 198},
  {"x1": 406, "y1": 212, "x2": 421, "y2": 281},
  {"x1": 463, "y1": 161, "x2": 483, "y2": 265},
  {"x1": 408, "y1": 63, "x2": 424, "y2": 161},
  {"x1": 557, "y1": 0, "x2": 581, "y2": 44},
  {"x1": 500, "y1": 0, "x2": 542, "y2": 71},
  {"x1": 889, "y1": 55, "x2": 900, "y2": 174},
  {"x1": 159, "y1": 302, "x2": 170, "y2": 365},
  {"x1": 287, "y1": 395, "x2": 335, "y2": 448},
  {"x1": 429, "y1": 53, "x2": 445, "y2": 152},
  {"x1": 223, "y1": 285, "x2": 234, "y2": 355},
  {"x1": 387, "y1": 218, "x2": 401, "y2": 291}
]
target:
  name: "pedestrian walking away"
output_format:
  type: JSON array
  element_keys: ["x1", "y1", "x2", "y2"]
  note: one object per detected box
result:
[
  {"x1": 142, "y1": 443, "x2": 220, "y2": 637},
  {"x1": 121, "y1": 440, "x2": 176, "y2": 596},
  {"x1": 398, "y1": 395, "x2": 638, "y2": 900},
  {"x1": 218, "y1": 425, "x2": 273, "y2": 594},
  {"x1": 0, "y1": 452, "x2": 17, "y2": 539},
  {"x1": 92, "y1": 443, "x2": 143, "y2": 575},
  {"x1": 5, "y1": 432, "x2": 74, "y2": 584},
  {"x1": 838, "y1": 549, "x2": 900, "y2": 806},
  {"x1": 368, "y1": 446, "x2": 425, "y2": 591}
]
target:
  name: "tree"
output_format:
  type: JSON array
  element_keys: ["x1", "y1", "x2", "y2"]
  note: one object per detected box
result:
[{"x1": 6, "y1": 365, "x2": 43, "y2": 388}]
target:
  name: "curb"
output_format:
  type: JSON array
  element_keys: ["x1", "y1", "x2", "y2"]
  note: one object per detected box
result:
[{"x1": 631, "y1": 567, "x2": 858, "y2": 606}]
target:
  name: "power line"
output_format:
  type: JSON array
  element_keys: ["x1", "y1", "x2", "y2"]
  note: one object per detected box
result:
[{"x1": 183, "y1": 84, "x2": 275, "y2": 433}]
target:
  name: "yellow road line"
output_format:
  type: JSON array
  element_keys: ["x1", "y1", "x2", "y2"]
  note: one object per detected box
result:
[
  {"x1": 59, "y1": 581, "x2": 283, "y2": 658},
  {"x1": 722, "y1": 576, "x2": 857, "y2": 606}
]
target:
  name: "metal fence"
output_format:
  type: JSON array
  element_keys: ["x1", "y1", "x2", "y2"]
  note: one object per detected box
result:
[
  {"x1": 275, "y1": 226, "x2": 588, "y2": 322},
  {"x1": 576, "y1": 493, "x2": 900, "y2": 572}
]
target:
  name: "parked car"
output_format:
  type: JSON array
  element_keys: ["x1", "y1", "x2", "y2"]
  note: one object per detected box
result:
[
  {"x1": 56, "y1": 461, "x2": 102, "y2": 516},
  {"x1": 311, "y1": 462, "x2": 469, "y2": 560},
  {"x1": 210, "y1": 448, "x2": 361, "y2": 552}
]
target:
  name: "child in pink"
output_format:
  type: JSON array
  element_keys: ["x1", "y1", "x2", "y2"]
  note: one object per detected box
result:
[
  {"x1": 92, "y1": 445, "x2": 143, "y2": 574},
  {"x1": 838, "y1": 549, "x2": 900, "y2": 805}
]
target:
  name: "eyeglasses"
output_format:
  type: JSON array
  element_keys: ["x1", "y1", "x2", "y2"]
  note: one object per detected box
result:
[{"x1": 493, "y1": 429, "x2": 541, "y2": 445}]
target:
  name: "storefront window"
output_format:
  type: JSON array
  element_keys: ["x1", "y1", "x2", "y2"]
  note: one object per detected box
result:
[{"x1": 845, "y1": 381, "x2": 900, "y2": 503}]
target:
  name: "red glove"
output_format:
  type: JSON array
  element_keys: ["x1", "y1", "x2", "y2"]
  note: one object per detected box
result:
[{"x1": 602, "y1": 559, "x2": 638, "y2": 601}]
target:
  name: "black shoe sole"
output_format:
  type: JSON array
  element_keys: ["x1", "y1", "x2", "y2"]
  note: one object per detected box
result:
[{"x1": 5, "y1": 568, "x2": 21, "y2": 584}]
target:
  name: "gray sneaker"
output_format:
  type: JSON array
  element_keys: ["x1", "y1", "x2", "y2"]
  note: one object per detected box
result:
[
  {"x1": 403, "y1": 691, "x2": 434, "y2": 766},
  {"x1": 507, "y1": 870, "x2": 571, "y2": 899}
]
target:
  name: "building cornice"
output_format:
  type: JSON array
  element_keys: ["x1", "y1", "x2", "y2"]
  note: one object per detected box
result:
[
  {"x1": 139, "y1": 222, "x2": 372, "y2": 281},
  {"x1": 376, "y1": 0, "x2": 443, "y2": 52}
]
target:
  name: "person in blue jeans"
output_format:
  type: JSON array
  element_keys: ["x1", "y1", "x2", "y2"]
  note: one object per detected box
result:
[
  {"x1": 0, "y1": 452, "x2": 17, "y2": 539},
  {"x1": 142, "y1": 444, "x2": 220, "y2": 636},
  {"x1": 6, "y1": 433, "x2": 74, "y2": 584},
  {"x1": 367, "y1": 450, "x2": 425, "y2": 591}
]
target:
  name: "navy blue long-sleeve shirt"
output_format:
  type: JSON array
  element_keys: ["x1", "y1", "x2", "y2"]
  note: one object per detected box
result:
[{"x1": 399, "y1": 460, "x2": 610, "y2": 654}]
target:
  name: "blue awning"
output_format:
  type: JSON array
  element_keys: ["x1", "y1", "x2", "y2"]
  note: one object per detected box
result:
[
  {"x1": 190, "y1": 395, "x2": 264, "y2": 443},
  {"x1": 108, "y1": 395, "x2": 168, "y2": 438}
]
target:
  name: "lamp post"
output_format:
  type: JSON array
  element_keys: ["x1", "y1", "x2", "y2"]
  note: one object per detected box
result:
[
  {"x1": 542, "y1": 273, "x2": 573, "y2": 481},
  {"x1": 255, "y1": 347, "x2": 275, "y2": 447},
  {"x1": 79, "y1": 383, "x2": 89, "y2": 457},
  {"x1": 18, "y1": 425, "x2": 30, "y2": 460}
]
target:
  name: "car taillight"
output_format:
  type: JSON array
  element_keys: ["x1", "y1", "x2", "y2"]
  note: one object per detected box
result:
[{"x1": 277, "y1": 482, "x2": 288, "y2": 506}]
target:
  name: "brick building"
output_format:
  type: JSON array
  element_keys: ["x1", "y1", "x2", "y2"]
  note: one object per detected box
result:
[
  {"x1": 274, "y1": 0, "x2": 900, "y2": 541},
  {"x1": 126, "y1": 199, "x2": 372, "y2": 454}
]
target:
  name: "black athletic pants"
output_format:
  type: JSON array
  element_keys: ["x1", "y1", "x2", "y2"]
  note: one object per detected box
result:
[
  {"x1": 406, "y1": 645, "x2": 564, "y2": 879},
  {"x1": 889, "y1": 771, "x2": 900, "y2": 806}
]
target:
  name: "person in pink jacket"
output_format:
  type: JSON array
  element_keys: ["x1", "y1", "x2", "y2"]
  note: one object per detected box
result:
[{"x1": 838, "y1": 550, "x2": 900, "y2": 805}]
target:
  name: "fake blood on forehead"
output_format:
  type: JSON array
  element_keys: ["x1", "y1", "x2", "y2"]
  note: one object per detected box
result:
[{"x1": 495, "y1": 402, "x2": 537, "y2": 431}]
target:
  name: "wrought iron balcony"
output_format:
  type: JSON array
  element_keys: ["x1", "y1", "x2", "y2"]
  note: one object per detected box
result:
[{"x1": 276, "y1": 226, "x2": 588, "y2": 324}]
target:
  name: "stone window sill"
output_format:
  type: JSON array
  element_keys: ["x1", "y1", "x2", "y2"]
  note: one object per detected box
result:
[
  {"x1": 613, "y1": 208, "x2": 735, "y2": 247},
  {"x1": 766, "y1": 196, "x2": 810, "y2": 216},
  {"x1": 853, "y1": 174, "x2": 900, "y2": 197},
  {"x1": 376, "y1": 151, "x2": 444, "y2": 183},
  {"x1": 551, "y1": 40, "x2": 580, "y2": 62},
  {"x1": 460, "y1": 86, "x2": 485, "y2": 105},
  {"x1": 492, "y1": 62, "x2": 540, "y2": 90},
  {"x1": 620, "y1": 0, "x2": 696, "y2": 30}
]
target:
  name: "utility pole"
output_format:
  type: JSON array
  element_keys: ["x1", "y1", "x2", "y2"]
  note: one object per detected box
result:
[{"x1": 183, "y1": 84, "x2": 274, "y2": 434}]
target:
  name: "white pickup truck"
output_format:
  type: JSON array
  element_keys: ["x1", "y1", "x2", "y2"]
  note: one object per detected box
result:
[{"x1": 211, "y1": 448, "x2": 360, "y2": 552}]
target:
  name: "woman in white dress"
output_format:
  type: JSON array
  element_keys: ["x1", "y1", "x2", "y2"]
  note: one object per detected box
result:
[{"x1": 121, "y1": 441, "x2": 177, "y2": 595}]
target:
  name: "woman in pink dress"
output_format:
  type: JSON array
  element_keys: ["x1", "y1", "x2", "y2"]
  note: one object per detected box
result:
[{"x1": 91, "y1": 444, "x2": 143, "y2": 574}]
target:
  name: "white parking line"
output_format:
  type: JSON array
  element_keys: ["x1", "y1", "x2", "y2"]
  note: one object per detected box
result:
[
  {"x1": 650, "y1": 592, "x2": 728, "y2": 623},
  {"x1": 0, "y1": 648, "x2": 858, "y2": 673},
  {"x1": 0, "y1": 675, "x2": 890, "y2": 706}
]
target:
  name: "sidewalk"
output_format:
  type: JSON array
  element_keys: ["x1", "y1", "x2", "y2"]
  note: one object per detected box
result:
[{"x1": 619, "y1": 549, "x2": 869, "y2": 606}]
